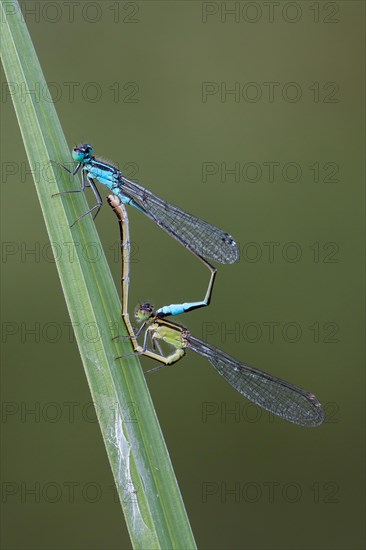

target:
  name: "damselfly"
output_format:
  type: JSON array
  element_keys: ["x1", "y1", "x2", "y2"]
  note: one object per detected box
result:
[
  {"x1": 55, "y1": 144, "x2": 239, "y2": 312},
  {"x1": 108, "y1": 194, "x2": 324, "y2": 428}
]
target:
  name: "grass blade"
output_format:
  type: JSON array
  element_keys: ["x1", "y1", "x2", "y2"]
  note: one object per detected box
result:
[{"x1": 0, "y1": 1, "x2": 197, "y2": 547}]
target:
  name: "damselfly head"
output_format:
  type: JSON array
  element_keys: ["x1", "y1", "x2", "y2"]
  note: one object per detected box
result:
[
  {"x1": 72, "y1": 143, "x2": 93, "y2": 162},
  {"x1": 135, "y1": 302, "x2": 155, "y2": 322}
]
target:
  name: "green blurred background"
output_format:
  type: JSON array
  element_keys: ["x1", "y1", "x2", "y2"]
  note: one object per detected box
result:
[{"x1": 1, "y1": 1, "x2": 364, "y2": 548}]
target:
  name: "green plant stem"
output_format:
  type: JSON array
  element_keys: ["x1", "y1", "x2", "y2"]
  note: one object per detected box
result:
[{"x1": 0, "y1": 1, "x2": 197, "y2": 548}]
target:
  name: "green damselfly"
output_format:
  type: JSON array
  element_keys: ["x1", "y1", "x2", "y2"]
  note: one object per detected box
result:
[{"x1": 108, "y1": 194, "x2": 324, "y2": 428}]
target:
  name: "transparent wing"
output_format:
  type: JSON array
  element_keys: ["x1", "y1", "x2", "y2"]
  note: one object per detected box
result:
[
  {"x1": 117, "y1": 175, "x2": 239, "y2": 264},
  {"x1": 187, "y1": 335, "x2": 324, "y2": 427}
]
